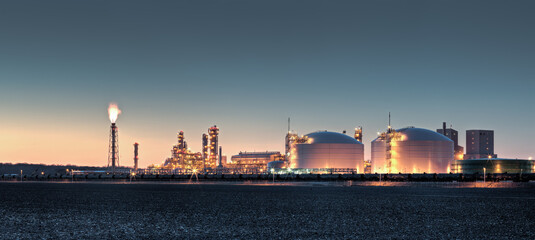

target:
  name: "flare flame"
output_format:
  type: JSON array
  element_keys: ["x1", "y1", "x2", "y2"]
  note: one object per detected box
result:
[{"x1": 108, "y1": 103, "x2": 121, "y2": 123}]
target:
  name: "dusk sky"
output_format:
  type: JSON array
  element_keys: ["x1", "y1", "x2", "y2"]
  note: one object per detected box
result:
[{"x1": 1, "y1": 0, "x2": 534, "y2": 167}]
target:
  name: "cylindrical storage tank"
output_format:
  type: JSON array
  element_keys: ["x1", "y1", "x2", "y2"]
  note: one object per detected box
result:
[
  {"x1": 371, "y1": 139, "x2": 386, "y2": 173},
  {"x1": 372, "y1": 127, "x2": 454, "y2": 173},
  {"x1": 294, "y1": 131, "x2": 364, "y2": 171}
]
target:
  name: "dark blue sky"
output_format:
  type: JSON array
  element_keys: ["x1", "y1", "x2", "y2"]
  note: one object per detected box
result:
[{"x1": 1, "y1": 0, "x2": 534, "y2": 166}]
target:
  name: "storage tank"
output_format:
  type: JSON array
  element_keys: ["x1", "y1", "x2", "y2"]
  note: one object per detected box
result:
[
  {"x1": 372, "y1": 127, "x2": 454, "y2": 173},
  {"x1": 294, "y1": 131, "x2": 364, "y2": 171}
]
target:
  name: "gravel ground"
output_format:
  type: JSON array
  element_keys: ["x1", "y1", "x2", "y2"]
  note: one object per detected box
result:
[{"x1": 0, "y1": 182, "x2": 534, "y2": 239}]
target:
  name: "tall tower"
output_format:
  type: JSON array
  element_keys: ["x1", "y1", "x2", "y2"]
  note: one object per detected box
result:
[
  {"x1": 178, "y1": 131, "x2": 185, "y2": 151},
  {"x1": 176, "y1": 131, "x2": 186, "y2": 165},
  {"x1": 107, "y1": 103, "x2": 121, "y2": 173},
  {"x1": 202, "y1": 133, "x2": 208, "y2": 166},
  {"x1": 285, "y1": 117, "x2": 298, "y2": 157},
  {"x1": 385, "y1": 113, "x2": 394, "y2": 173},
  {"x1": 108, "y1": 123, "x2": 119, "y2": 173},
  {"x1": 285, "y1": 117, "x2": 291, "y2": 155},
  {"x1": 208, "y1": 125, "x2": 219, "y2": 168},
  {"x1": 354, "y1": 126, "x2": 363, "y2": 142},
  {"x1": 133, "y1": 142, "x2": 139, "y2": 171}
]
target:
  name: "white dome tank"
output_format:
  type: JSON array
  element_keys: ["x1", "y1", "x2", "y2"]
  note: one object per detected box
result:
[
  {"x1": 371, "y1": 127, "x2": 454, "y2": 173},
  {"x1": 294, "y1": 131, "x2": 364, "y2": 171}
]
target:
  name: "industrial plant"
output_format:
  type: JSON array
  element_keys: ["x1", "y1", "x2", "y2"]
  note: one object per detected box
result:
[
  {"x1": 65, "y1": 105, "x2": 534, "y2": 179},
  {"x1": 140, "y1": 115, "x2": 534, "y2": 176},
  {"x1": 159, "y1": 126, "x2": 224, "y2": 172}
]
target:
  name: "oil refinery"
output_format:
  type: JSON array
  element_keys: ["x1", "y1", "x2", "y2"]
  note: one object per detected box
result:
[
  {"x1": 85, "y1": 104, "x2": 535, "y2": 177},
  {"x1": 159, "y1": 126, "x2": 222, "y2": 172},
  {"x1": 140, "y1": 118, "x2": 533, "y2": 176}
]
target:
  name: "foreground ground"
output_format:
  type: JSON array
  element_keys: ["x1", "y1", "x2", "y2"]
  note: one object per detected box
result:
[{"x1": 0, "y1": 182, "x2": 534, "y2": 239}]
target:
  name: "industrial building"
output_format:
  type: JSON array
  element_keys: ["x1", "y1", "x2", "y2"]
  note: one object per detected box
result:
[
  {"x1": 452, "y1": 158, "x2": 534, "y2": 174},
  {"x1": 437, "y1": 122, "x2": 464, "y2": 160},
  {"x1": 207, "y1": 125, "x2": 220, "y2": 168},
  {"x1": 372, "y1": 127, "x2": 454, "y2": 173},
  {"x1": 292, "y1": 131, "x2": 365, "y2": 171},
  {"x1": 464, "y1": 130, "x2": 497, "y2": 159},
  {"x1": 162, "y1": 125, "x2": 222, "y2": 171},
  {"x1": 229, "y1": 151, "x2": 284, "y2": 173}
]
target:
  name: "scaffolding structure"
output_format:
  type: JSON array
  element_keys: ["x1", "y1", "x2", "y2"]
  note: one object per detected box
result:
[
  {"x1": 208, "y1": 125, "x2": 219, "y2": 169},
  {"x1": 107, "y1": 123, "x2": 119, "y2": 173},
  {"x1": 354, "y1": 126, "x2": 363, "y2": 142}
]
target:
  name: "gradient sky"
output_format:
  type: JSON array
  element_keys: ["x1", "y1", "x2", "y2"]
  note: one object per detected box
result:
[{"x1": 1, "y1": 0, "x2": 534, "y2": 167}]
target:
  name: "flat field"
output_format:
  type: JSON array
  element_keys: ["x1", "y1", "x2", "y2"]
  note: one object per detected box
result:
[{"x1": 0, "y1": 182, "x2": 534, "y2": 239}]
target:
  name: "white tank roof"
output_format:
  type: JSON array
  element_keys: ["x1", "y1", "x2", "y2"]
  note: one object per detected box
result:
[
  {"x1": 304, "y1": 131, "x2": 363, "y2": 144},
  {"x1": 372, "y1": 127, "x2": 453, "y2": 142}
]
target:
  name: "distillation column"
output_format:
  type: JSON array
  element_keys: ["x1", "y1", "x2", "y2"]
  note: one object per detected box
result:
[{"x1": 208, "y1": 125, "x2": 219, "y2": 168}]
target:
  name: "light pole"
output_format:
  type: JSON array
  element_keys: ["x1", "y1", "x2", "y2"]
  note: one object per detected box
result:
[
  {"x1": 378, "y1": 167, "x2": 382, "y2": 183},
  {"x1": 483, "y1": 167, "x2": 486, "y2": 183}
]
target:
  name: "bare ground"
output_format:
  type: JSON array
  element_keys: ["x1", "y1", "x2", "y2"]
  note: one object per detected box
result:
[{"x1": 0, "y1": 182, "x2": 534, "y2": 239}]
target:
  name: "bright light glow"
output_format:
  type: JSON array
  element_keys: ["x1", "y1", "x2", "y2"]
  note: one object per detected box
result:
[
  {"x1": 108, "y1": 103, "x2": 121, "y2": 123},
  {"x1": 529, "y1": 157, "x2": 533, "y2": 160}
]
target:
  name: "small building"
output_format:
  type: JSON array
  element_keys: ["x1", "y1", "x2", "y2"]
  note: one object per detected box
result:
[
  {"x1": 452, "y1": 158, "x2": 534, "y2": 174},
  {"x1": 464, "y1": 130, "x2": 497, "y2": 159}
]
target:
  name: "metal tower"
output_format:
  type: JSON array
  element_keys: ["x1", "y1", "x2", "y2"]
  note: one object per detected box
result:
[
  {"x1": 202, "y1": 133, "x2": 208, "y2": 169},
  {"x1": 108, "y1": 123, "x2": 119, "y2": 173},
  {"x1": 354, "y1": 126, "x2": 363, "y2": 142},
  {"x1": 385, "y1": 113, "x2": 393, "y2": 173}
]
